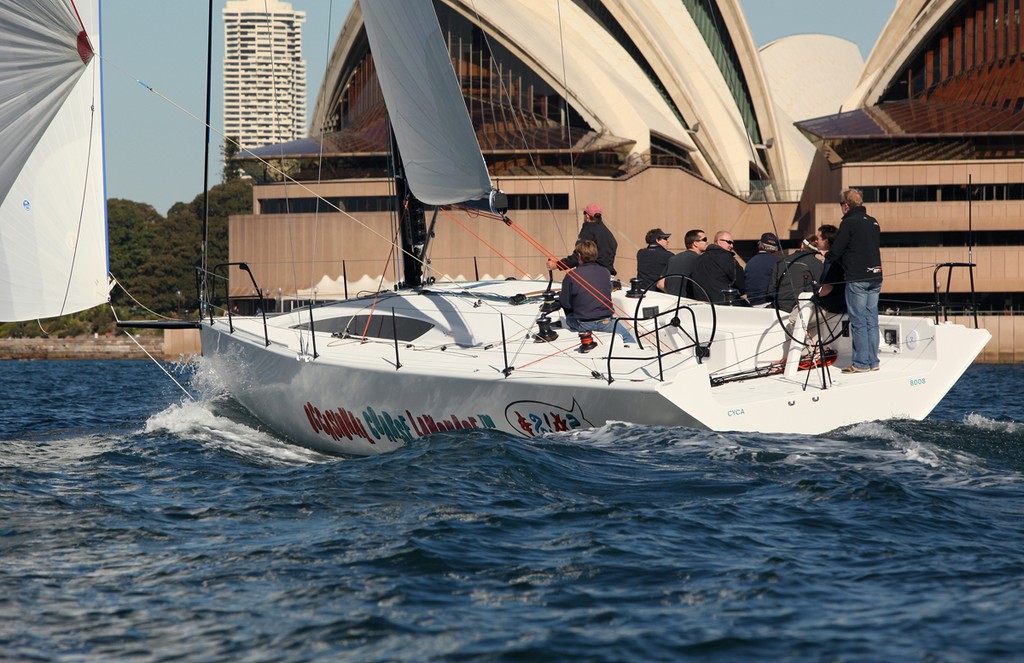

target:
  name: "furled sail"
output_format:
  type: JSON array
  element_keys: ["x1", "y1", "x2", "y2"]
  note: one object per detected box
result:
[
  {"x1": 359, "y1": 0, "x2": 494, "y2": 207},
  {"x1": 0, "y1": 0, "x2": 109, "y2": 321}
]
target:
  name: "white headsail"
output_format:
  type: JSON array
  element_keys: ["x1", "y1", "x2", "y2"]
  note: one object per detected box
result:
[
  {"x1": 359, "y1": 0, "x2": 494, "y2": 207},
  {"x1": 0, "y1": 0, "x2": 109, "y2": 321}
]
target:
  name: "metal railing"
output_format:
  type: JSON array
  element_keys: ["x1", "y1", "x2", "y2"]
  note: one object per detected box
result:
[{"x1": 933, "y1": 261, "x2": 979, "y2": 328}]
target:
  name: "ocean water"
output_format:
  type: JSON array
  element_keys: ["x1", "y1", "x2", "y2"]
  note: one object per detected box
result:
[{"x1": 1, "y1": 360, "x2": 1022, "y2": 662}]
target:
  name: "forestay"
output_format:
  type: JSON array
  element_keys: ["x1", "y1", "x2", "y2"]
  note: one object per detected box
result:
[
  {"x1": 359, "y1": 0, "x2": 493, "y2": 207},
  {"x1": 0, "y1": 0, "x2": 109, "y2": 321}
]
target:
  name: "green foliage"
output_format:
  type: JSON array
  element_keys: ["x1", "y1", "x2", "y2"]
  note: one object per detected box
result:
[
  {"x1": 222, "y1": 135, "x2": 242, "y2": 183},
  {"x1": 107, "y1": 198, "x2": 160, "y2": 308},
  {"x1": 110, "y1": 179, "x2": 253, "y2": 317},
  {"x1": 0, "y1": 305, "x2": 152, "y2": 339},
  {"x1": 2, "y1": 180, "x2": 254, "y2": 337}
]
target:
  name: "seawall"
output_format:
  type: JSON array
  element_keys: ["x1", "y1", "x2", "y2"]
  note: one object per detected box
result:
[{"x1": 0, "y1": 329, "x2": 201, "y2": 362}]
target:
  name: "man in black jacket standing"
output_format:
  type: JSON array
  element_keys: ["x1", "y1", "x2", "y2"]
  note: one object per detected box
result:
[
  {"x1": 827, "y1": 189, "x2": 882, "y2": 373},
  {"x1": 547, "y1": 203, "x2": 618, "y2": 275}
]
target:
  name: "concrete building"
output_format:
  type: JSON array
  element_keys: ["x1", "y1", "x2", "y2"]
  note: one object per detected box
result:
[
  {"x1": 796, "y1": 0, "x2": 1024, "y2": 360},
  {"x1": 223, "y1": 0, "x2": 307, "y2": 150},
  {"x1": 227, "y1": 0, "x2": 1023, "y2": 361}
]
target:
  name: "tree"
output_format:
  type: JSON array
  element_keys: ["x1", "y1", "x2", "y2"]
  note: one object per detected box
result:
[
  {"x1": 106, "y1": 179, "x2": 253, "y2": 317},
  {"x1": 222, "y1": 135, "x2": 242, "y2": 183},
  {"x1": 107, "y1": 198, "x2": 161, "y2": 307}
]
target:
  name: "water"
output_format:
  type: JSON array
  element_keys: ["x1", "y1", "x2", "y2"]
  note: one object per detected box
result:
[{"x1": 2, "y1": 360, "x2": 1022, "y2": 662}]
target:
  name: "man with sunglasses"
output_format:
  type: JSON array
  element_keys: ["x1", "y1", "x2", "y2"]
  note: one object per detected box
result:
[
  {"x1": 656, "y1": 229, "x2": 707, "y2": 297},
  {"x1": 692, "y1": 231, "x2": 747, "y2": 304},
  {"x1": 635, "y1": 228, "x2": 674, "y2": 291},
  {"x1": 547, "y1": 203, "x2": 618, "y2": 276}
]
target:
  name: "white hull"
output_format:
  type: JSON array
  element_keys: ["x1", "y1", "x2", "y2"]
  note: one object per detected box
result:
[{"x1": 199, "y1": 280, "x2": 990, "y2": 455}]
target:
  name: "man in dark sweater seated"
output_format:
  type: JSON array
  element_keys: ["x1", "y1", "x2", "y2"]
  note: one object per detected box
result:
[{"x1": 560, "y1": 240, "x2": 635, "y2": 343}]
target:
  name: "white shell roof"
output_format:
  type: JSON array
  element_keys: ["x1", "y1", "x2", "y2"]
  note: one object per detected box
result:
[
  {"x1": 759, "y1": 34, "x2": 864, "y2": 191},
  {"x1": 845, "y1": 0, "x2": 945, "y2": 109},
  {"x1": 313, "y1": 0, "x2": 869, "y2": 197}
]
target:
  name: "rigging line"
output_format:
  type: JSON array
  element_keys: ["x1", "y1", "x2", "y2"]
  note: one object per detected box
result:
[
  {"x1": 307, "y1": 0, "x2": 338, "y2": 306},
  {"x1": 503, "y1": 218, "x2": 655, "y2": 331},
  {"x1": 360, "y1": 211, "x2": 405, "y2": 340},
  {"x1": 98, "y1": 65, "x2": 486, "y2": 298},
  {"x1": 709, "y1": 337, "x2": 791, "y2": 377},
  {"x1": 554, "y1": 0, "x2": 577, "y2": 253},
  {"x1": 515, "y1": 339, "x2": 590, "y2": 370},
  {"x1": 505, "y1": 219, "x2": 621, "y2": 310},
  {"x1": 544, "y1": 1, "x2": 641, "y2": 266},
  {"x1": 256, "y1": 0, "x2": 304, "y2": 311},
  {"x1": 702, "y1": 0, "x2": 783, "y2": 243},
  {"x1": 507, "y1": 223, "x2": 616, "y2": 310},
  {"x1": 109, "y1": 275, "x2": 176, "y2": 320},
  {"x1": 440, "y1": 208, "x2": 532, "y2": 278},
  {"x1": 117, "y1": 324, "x2": 196, "y2": 402},
  {"x1": 502, "y1": 218, "x2": 668, "y2": 346},
  {"x1": 59, "y1": 59, "x2": 101, "y2": 319},
  {"x1": 100, "y1": 60, "x2": 406, "y2": 265},
  {"x1": 464, "y1": 0, "x2": 571, "y2": 251}
]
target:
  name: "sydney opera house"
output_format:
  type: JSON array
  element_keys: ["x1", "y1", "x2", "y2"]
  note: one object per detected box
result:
[{"x1": 228, "y1": 0, "x2": 1024, "y2": 361}]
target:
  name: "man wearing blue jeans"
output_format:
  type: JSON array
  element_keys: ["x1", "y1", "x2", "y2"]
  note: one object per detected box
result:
[{"x1": 825, "y1": 188, "x2": 883, "y2": 373}]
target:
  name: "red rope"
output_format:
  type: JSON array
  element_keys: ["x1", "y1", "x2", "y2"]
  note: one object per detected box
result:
[
  {"x1": 441, "y1": 207, "x2": 532, "y2": 278},
  {"x1": 360, "y1": 203, "x2": 405, "y2": 340}
]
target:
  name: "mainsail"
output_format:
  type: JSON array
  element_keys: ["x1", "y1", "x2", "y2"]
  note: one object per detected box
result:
[
  {"x1": 0, "y1": 0, "x2": 108, "y2": 321},
  {"x1": 359, "y1": 0, "x2": 494, "y2": 207}
]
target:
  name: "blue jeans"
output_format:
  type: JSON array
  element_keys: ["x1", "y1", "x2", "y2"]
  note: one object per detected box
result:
[
  {"x1": 566, "y1": 315, "x2": 636, "y2": 343},
  {"x1": 845, "y1": 279, "x2": 881, "y2": 369}
]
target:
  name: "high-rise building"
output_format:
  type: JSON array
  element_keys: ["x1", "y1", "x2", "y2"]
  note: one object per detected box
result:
[{"x1": 223, "y1": 0, "x2": 306, "y2": 151}]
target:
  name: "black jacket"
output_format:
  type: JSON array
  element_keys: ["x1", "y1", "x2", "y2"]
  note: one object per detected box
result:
[
  {"x1": 768, "y1": 250, "x2": 822, "y2": 311},
  {"x1": 828, "y1": 205, "x2": 882, "y2": 284},
  {"x1": 660, "y1": 250, "x2": 699, "y2": 297},
  {"x1": 558, "y1": 220, "x2": 618, "y2": 275},
  {"x1": 744, "y1": 251, "x2": 781, "y2": 305},
  {"x1": 692, "y1": 244, "x2": 745, "y2": 303},
  {"x1": 635, "y1": 243, "x2": 673, "y2": 290},
  {"x1": 817, "y1": 253, "x2": 847, "y2": 314}
]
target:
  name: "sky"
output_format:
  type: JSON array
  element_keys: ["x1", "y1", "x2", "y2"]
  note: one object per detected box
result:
[{"x1": 99, "y1": 0, "x2": 896, "y2": 215}]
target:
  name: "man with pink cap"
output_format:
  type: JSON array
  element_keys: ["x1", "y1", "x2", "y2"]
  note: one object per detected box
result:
[{"x1": 546, "y1": 202, "x2": 618, "y2": 275}]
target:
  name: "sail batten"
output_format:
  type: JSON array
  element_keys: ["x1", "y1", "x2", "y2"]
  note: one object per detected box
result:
[
  {"x1": 0, "y1": 0, "x2": 108, "y2": 321},
  {"x1": 359, "y1": 0, "x2": 493, "y2": 207}
]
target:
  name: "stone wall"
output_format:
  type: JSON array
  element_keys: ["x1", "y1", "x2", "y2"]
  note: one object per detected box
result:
[{"x1": 0, "y1": 335, "x2": 163, "y2": 360}]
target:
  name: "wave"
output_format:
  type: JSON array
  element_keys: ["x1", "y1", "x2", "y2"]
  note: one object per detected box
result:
[{"x1": 142, "y1": 361, "x2": 334, "y2": 466}]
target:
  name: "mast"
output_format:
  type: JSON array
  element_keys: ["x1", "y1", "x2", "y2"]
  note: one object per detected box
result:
[
  {"x1": 200, "y1": 0, "x2": 214, "y2": 308},
  {"x1": 390, "y1": 129, "x2": 429, "y2": 289}
]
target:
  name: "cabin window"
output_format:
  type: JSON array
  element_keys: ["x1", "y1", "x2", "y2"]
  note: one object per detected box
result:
[{"x1": 291, "y1": 314, "x2": 434, "y2": 341}]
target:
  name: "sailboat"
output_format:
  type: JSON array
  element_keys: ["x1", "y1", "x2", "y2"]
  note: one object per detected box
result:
[{"x1": 1, "y1": 0, "x2": 991, "y2": 456}]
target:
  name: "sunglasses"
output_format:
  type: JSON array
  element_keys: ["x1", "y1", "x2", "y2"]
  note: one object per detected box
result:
[
  {"x1": 720, "y1": 239, "x2": 734, "y2": 245},
  {"x1": 695, "y1": 237, "x2": 708, "y2": 242}
]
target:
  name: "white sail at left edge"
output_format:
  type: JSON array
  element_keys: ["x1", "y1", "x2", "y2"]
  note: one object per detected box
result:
[{"x1": 0, "y1": 0, "x2": 109, "y2": 322}]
